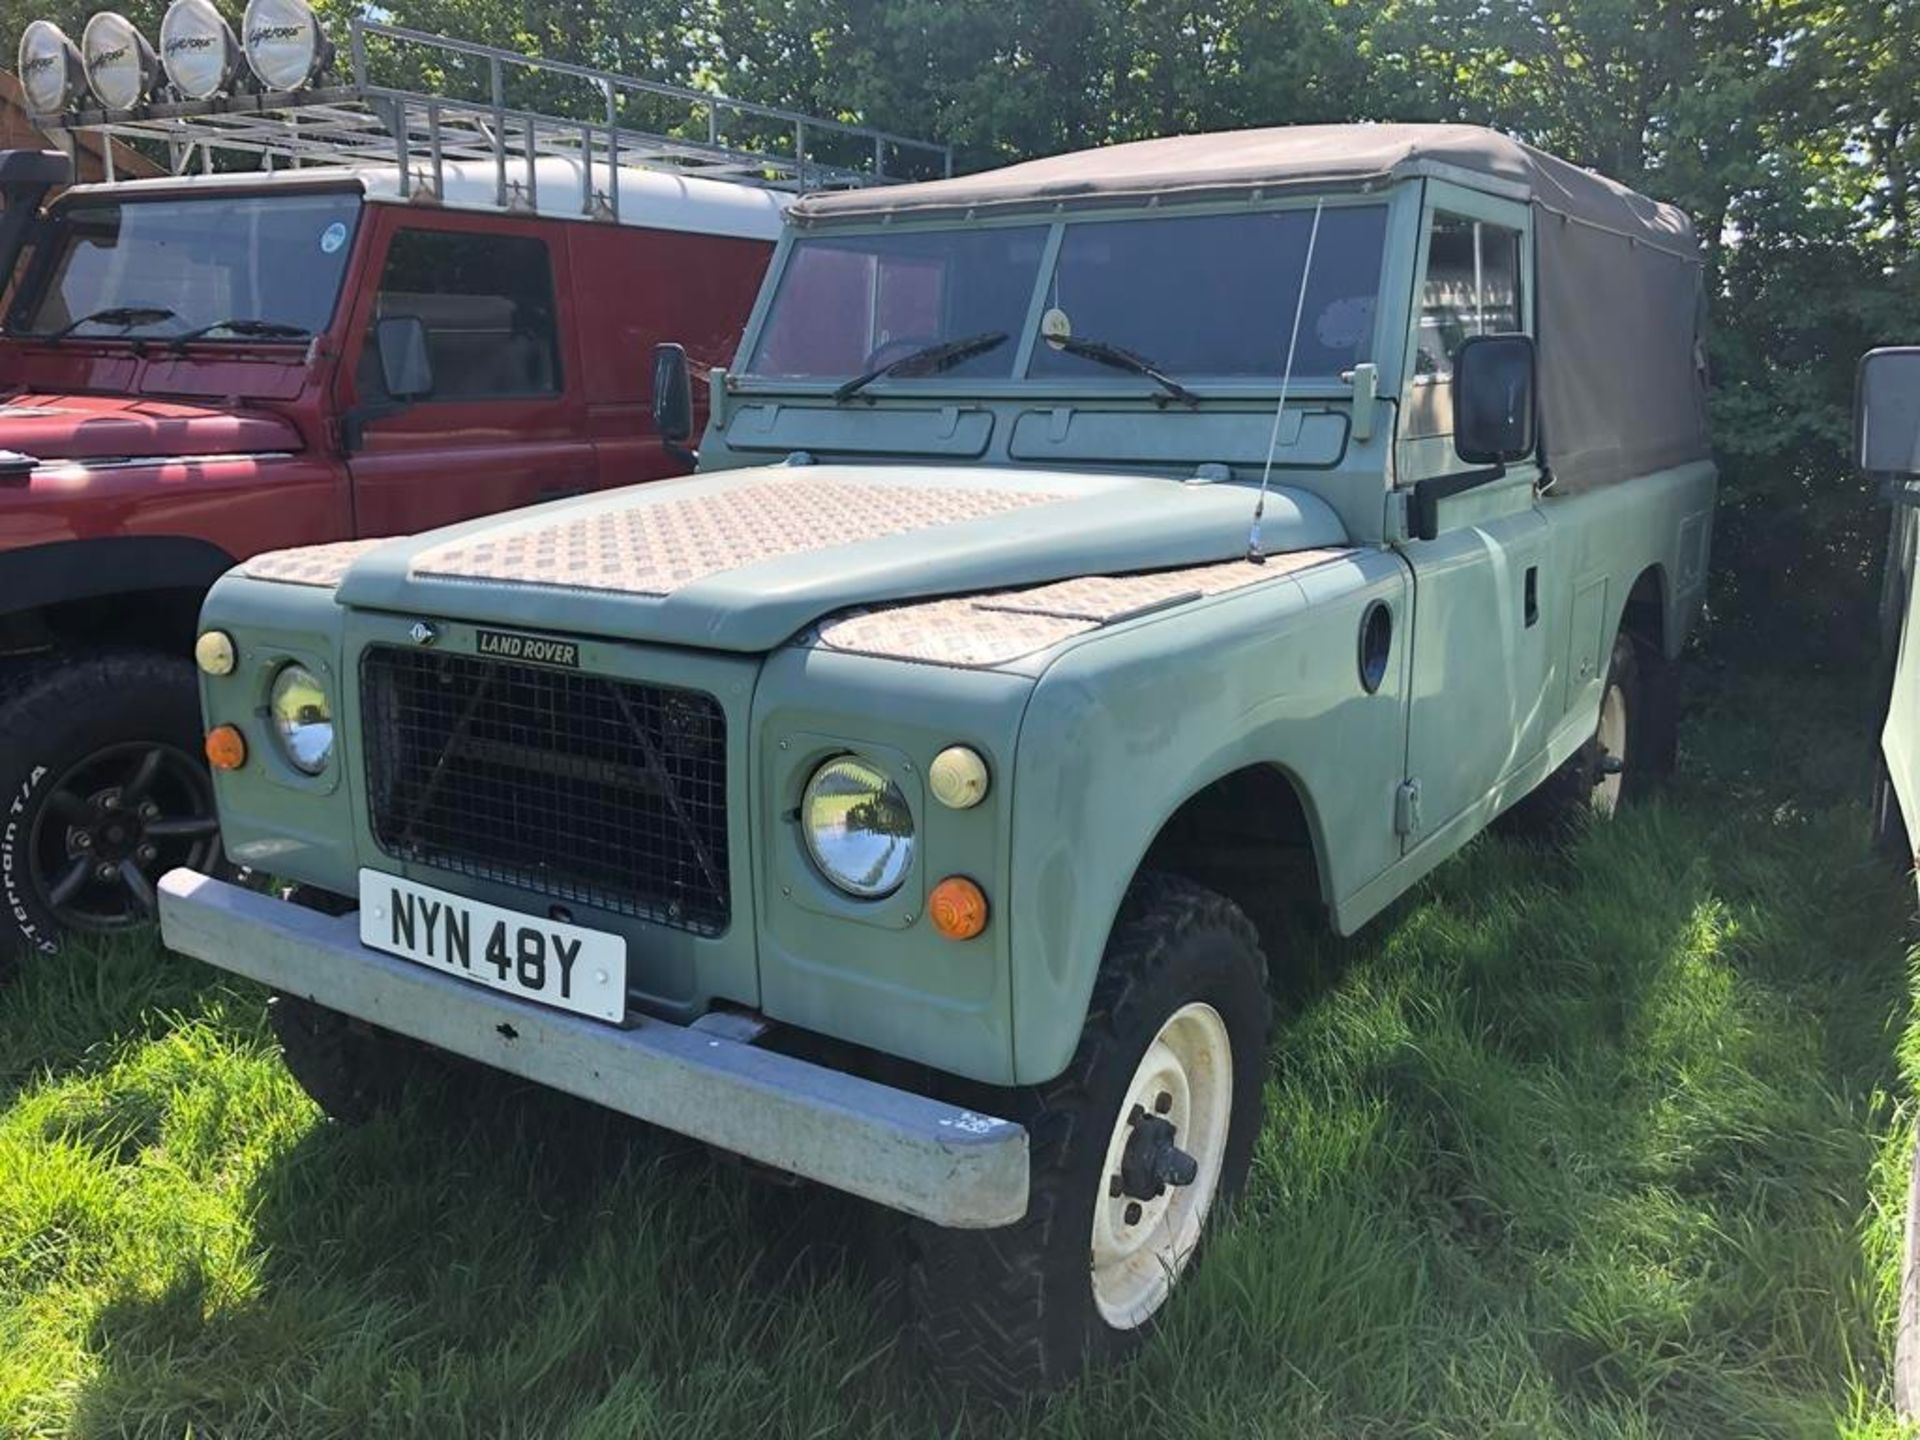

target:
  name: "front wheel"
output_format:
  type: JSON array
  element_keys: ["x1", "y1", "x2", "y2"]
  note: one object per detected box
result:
[
  {"x1": 0, "y1": 650, "x2": 222, "y2": 970},
  {"x1": 907, "y1": 873, "x2": 1270, "y2": 1402}
]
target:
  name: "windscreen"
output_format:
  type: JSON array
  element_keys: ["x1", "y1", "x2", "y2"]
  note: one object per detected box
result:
[
  {"x1": 742, "y1": 203, "x2": 1388, "y2": 387},
  {"x1": 746, "y1": 225, "x2": 1049, "y2": 380},
  {"x1": 14, "y1": 189, "x2": 361, "y2": 340},
  {"x1": 1031, "y1": 206, "x2": 1387, "y2": 381}
]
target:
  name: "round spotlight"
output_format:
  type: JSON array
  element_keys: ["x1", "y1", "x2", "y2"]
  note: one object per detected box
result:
[
  {"x1": 81, "y1": 12, "x2": 160, "y2": 111},
  {"x1": 17, "y1": 20, "x2": 86, "y2": 115},
  {"x1": 242, "y1": 0, "x2": 332, "y2": 92},
  {"x1": 160, "y1": 0, "x2": 240, "y2": 99}
]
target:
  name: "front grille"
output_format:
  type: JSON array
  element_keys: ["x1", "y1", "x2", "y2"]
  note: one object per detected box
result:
[{"x1": 361, "y1": 645, "x2": 729, "y2": 935}]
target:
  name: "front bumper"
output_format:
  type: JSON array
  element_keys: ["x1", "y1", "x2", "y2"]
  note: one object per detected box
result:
[{"x1": 158, "y1": 869, "x2": 1028, "y2": 1228}]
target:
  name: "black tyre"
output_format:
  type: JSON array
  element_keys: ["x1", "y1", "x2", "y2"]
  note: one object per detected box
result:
[
  {"x1": 268, "y1": 991, "x2": 439, "y2": 1124},
  {"x1": 0, "y1": 650, "x2": 222, "y2": 971},
  {"x1": 907, "y1": 872, "x2": 1271, "y2": 1402},
  {"x1": 1509, "y1": 631, "x2": 1649, "y2": 832}
]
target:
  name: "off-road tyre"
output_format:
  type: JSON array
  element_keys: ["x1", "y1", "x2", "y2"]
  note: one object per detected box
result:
[
  {"x1": 1508, "y1": 630, "x2": 1651, "y2": 834},
  {"x1": 0, "y1": 649, "x2": 222, "y2": 976},
  {"x1": 906, "y1": 872, "x2": 1271, "y2": 1404},
  {"x1": 268, "y1": 991, "x2": 440, "y2": 1124}
]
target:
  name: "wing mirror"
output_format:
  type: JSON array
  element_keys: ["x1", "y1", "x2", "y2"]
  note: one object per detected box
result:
[
  {"x1": 374, "y1": 315, "x2": 434, "y2": 401},
  {"x1": 1856, "y1": 347, "x2": 1920, "y2": 477},
  {"x1": 651, "y1": 342, "x2": 697, "y2": 466},
  {"x1": 1452, "y1": 333, "x2": 1538, "y2": 465}
]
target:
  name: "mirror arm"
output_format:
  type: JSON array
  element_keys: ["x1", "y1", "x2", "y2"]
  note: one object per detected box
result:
[
  {"x1": 1410, "y1": 462, "x2": 1506, "y2": 542},
  {"x1": 340, "y1": 396, "x2": 411, "y2": 455}
]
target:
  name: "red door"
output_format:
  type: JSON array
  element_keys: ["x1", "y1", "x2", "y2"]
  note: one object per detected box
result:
[{"x1": 337, "y1": 208, "x2": 596, "y2": 538}]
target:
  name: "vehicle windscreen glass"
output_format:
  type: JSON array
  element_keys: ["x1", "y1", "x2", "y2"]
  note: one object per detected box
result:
[
  {"x1": 15, "y1": 190, "x2": 361, "y2": 339},
  {"x1": 1029, "y1": 205, "x2": 1389, "y2": 381},
  {"x1": 744, "y1": 225, "x2": 1048, "y2": 381}
]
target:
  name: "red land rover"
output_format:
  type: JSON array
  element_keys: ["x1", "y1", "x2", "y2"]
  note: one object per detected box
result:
[{"x1": 0, "y1": 7, "x2": 946, "y2": 959}]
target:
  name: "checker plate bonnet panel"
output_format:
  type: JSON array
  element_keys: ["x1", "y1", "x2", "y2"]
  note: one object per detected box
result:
[
  {"x1": 815, "y1": 549, "x2": 1350, "y2": 668},
  {"x1": 320, "y1": 464, "x2": 1352, "y2": 654},
  {"x1": 409, "y1": 476, "x2": 1055, "y2": 595}
]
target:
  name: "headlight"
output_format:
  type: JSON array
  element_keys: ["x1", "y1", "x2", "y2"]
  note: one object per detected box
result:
[
  {"x1": 800, "y1": 756, "x2": 915, "y2": 898},
  {"x1": 269, "y1": 663, "x2": 333, "y2": 775}
]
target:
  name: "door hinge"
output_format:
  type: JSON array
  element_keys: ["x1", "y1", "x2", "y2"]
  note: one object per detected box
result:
[{"x1": 1394, "y1": 778, "x2": 1423, "y2": 839}]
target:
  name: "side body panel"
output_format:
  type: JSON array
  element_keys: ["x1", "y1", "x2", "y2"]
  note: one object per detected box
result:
[
  {"x1": 336, "y1": 205, "x2": 599, "y2": 535},
  {"x1": 1337, "y1": 459, "x2": 1717, "y2": 932},
  {"x1": 1007, "y1": 549, "x2": 1410, "y2": 1083},
  {"x1": 569, "y1": 223, "x2": 773, "y2": 491},
  {"x1": 1884, "y1": 492, "x2": 1920, "y2": 873}
]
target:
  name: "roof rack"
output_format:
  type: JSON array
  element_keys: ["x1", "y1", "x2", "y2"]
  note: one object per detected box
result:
[{"x1": 31, "y1": 19, "x2": 952, "y2": 214}]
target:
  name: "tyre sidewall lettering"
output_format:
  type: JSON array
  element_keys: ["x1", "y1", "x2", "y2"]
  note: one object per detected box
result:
[{"x1": 1, "y1": 764, "x2": 56, "y2": 953}]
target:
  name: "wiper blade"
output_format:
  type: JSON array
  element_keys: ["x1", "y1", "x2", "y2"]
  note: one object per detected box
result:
[
  {"x1": 168, "y1": 317, "x2": 311, "y2": 350},
  {"x1": 833, "y1": 330, "x2": 1009, "y2": 403},
  {"x1": 1045, "y1": 333, "x2": 1201, "y2": 408},
  {"x1": 42, "y1": 305, "x2": 177, "y2": 341}
]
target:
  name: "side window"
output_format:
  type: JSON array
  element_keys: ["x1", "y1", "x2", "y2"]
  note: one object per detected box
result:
[
  {"x1": 1413, "y1": 216, "x2": 1523, "y2": 381},
  {"x1": 358, "y1": 229, "x2": 560, "y2": 401}
]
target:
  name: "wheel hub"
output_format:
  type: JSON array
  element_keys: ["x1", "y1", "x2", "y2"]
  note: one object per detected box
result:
[
  {"x1": 31, "y1": 742, "x2": 218, "y2": 932},
  {"x1": 1116, "y1": 1107, "x2": 1200, "y2": 1202},
  {"x1": 1089, "y1": 1001, "x2": 1234, "y2": 1332},
  {"x1": 69, "y1": 788, "x2": 158, "y2": 864}
]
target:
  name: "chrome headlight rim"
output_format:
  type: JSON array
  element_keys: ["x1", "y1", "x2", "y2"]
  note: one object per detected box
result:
[
  {"x1": 268, "y1": 661, "x2": 334, "y2": 776},
  {"x1": 799, "y1": 753, "x2": 916, "y2": 900}
]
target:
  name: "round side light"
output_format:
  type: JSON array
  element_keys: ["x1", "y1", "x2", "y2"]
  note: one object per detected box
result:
[
  {"x1": 194, "y1": 629, "x2": 237, "y2": 676},
  {"x1": 160, "y1": 0, "x2": 240, "y2": 99},
  {"x1": 929, "y1": 745, "x2": 990, "y2": 810},
  {"x1": 17, "y1": 21, "x2": 86, "y2": 114},
  {"x1": 242, "y1": 0, "x2": 332, "y2": 92},
  {"x1": 82, "y1": 12, "x2": 160, "y2": 111}
]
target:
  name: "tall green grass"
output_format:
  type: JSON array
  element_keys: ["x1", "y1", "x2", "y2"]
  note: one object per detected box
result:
[{"x1": 2, "y1": 660, "x2": 1915, "y2": 1437}]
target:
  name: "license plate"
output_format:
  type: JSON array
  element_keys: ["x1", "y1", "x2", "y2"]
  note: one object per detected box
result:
[{"x1": 357, "y1": 869, "x2": 627, "y2": 1023}]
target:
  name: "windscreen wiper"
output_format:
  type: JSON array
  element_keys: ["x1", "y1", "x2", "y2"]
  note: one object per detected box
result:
[
  {"x1": 833, "y1": 330, "x2": 1009, "y2": 403},
  {"x1": 1044, "y1": 333, "x2": 1201, "y2": 408},
  {"x1": 41, "y1": 305, "x2": 176, "y2": 341},
  {"x1": 168, "y1": 317, "x2": 311, "y2": 350}
]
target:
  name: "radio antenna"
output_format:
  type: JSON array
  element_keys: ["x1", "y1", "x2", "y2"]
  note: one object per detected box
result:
[{"x1": 1248, "y1": 200, "x2": 1324, "y2": 563}]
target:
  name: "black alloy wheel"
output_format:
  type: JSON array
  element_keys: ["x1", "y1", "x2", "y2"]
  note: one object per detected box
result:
[
  {"x1": 28, "y1": 738, "x2": 218, "y2": 930},
  {"x1": 0, "y1": 650, "x2": 221, "y2": 965}
]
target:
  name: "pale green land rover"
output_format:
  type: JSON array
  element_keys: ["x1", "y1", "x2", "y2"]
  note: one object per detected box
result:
[{"x1": 158, "y1": 124, "x2": 1716, "y2": 1397}]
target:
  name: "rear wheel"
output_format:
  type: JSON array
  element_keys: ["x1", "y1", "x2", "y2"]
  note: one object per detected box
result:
[
  {"x1": 1509, "y1": 631, "x2": 1649, "y2": 831},
  {"x1": 907, "y1": 873, "x2": 1270, "y2": 1402},
  {"x1": 0, "y1": 650, "x2": 221, "y2": 972}
]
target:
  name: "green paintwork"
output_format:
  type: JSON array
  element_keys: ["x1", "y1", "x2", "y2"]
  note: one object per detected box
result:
[{"x1": 189, "y1": 171, "x2": 1716, "y2": 1091}]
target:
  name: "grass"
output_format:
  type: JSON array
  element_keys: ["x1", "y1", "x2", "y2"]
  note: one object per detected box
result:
[{"x1": 2, "y1": 656, "x2": 1918, "y2": 1437}]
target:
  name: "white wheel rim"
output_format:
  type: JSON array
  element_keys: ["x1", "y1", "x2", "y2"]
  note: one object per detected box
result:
[
  {"x1": 1089, "y1": 1001, "x2": 1233, "y2": 1331},
  {"x1": 1593, "y1": 680, "x2": 1627, "y2": 816}
]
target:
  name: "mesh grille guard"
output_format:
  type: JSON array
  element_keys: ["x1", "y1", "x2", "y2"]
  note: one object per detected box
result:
[{"x1": 361, "y1": 645, "x2": 729, "y2": 936}]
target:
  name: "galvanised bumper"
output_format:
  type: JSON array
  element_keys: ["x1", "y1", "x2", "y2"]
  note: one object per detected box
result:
[{"x1": 157, "y1": 869, "x2": 1028, "y2": 1229}]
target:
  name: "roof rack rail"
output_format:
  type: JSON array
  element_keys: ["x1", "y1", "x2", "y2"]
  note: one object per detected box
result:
[{"x1": 30, "y1": 18, "x2": 952, "y2": 212}]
